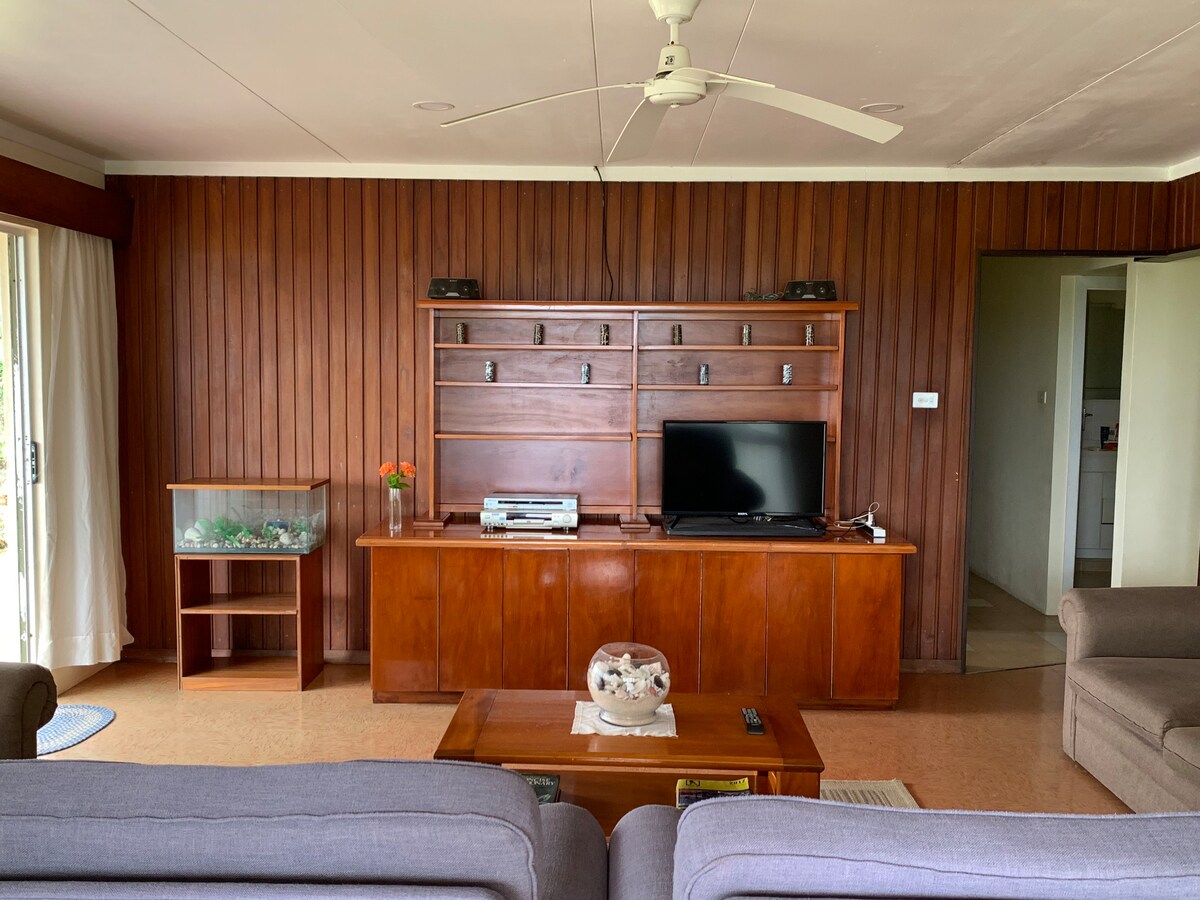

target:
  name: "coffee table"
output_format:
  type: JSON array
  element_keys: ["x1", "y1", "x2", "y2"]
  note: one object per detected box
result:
[{"x1": 435, "y1": 689, "x2": 824, "y2": 833}]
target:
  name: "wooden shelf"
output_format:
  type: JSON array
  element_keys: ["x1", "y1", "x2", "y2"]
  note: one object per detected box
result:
[
  {"x1": 420, "y1": 301, "x2": 850, "y2": 524},
  {"x1": 180, "y1": 655, "x2": 300, "y2": 692},
  {"x1": 435, "y1": 432, "x2": 632, "y2": 442},
  {"x1": 179, "y1": 593, "x2": 298, "y2": 615},
  {"x1": 639, "y1": 344, "x2": 838, "y2": 352},
  {"x1": 435, "y1": 343, "x2": 633, "y2": 351},
  {"x1": 435, "y1": 381, "x2": 631, "y2": 390},
  {"x1": 637, "y1": 384, "x2": 838, "y2": 392},
  {"x1": 175, "y1": 552, "x2": 323, "y2": 692}
]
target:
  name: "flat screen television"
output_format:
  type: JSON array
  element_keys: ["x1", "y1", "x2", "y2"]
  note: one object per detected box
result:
[{"x1": 661, "y1": 420, "x2": 827, "y2": 528}]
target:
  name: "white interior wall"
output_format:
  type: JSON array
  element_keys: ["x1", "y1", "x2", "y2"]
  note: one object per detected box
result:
[
  {"x1": 1112, "y1": 254, "x2": 1200, "y2": 586},
  {"x1": 969, "y1": 256, "x2": 1125, "y2": 613}
]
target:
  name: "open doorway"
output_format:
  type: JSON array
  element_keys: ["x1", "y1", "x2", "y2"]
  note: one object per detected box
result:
[
  {"x1": 1074, "y1": 289, "x2": 1125, "y2": 589},
  {"x1": 964, "y1": 256, "x2": 1130, "y2": 673}
]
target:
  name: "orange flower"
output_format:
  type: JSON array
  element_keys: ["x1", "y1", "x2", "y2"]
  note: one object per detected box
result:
[
  {"x1": 379, "y1": 462, "x2": 397, "y2": 478},
  {"x1": 399, "y1": 461, "x2": 416, "y2": 478}
]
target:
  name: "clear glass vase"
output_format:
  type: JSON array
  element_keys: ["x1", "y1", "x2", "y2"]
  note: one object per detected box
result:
[{"x1": 388, "y1": 486, "x2": 410, "y2": 535}]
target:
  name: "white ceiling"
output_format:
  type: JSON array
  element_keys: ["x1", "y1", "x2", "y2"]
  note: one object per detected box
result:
[{"x1": 2, "y1": 0, "x2": 1200, "y2": 178}]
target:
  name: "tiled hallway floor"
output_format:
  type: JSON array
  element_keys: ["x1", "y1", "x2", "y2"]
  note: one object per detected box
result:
[{"x1": 965, "y1": 574, "x2": 1067, "y2": 674}]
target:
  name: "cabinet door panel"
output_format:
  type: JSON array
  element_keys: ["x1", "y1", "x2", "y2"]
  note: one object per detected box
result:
[
  {"x1": 633, "y1": 551, "x2": 701, "y2": 692},
  {"x1": 767, "y1": 554, "x2": 833, "y2": 701},
  {"x1": 503, "y1": 550, "x2": 569, "y2": 689},
  {"x1": 833, "y1": 555, "x2": 902, "y2": 702},
  {"x1": 700, "y1": 552, "x2": 767, "y2": 693},
  {"x1": 568, "y1": 551, "x2": 634, "y2": 690},
  {"x1": 371, "y1": 548, "x2": 439, "y2": 693},
  {"x1": 439, "y1": 548, "x2": 503, "y2": 691}
]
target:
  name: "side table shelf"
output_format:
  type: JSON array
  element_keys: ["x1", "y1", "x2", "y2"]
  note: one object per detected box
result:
[{"x1": 175, "y1": 551, "x2": 324, "y2": 691}]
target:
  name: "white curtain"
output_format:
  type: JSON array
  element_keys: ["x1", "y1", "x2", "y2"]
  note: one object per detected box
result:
[{"x1": 34, "y1": 227, "x2": 130, "y2": 668}]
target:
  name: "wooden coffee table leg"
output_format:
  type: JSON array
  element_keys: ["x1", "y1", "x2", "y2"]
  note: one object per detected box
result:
[{"x1": 768, "y1": 771, "x2": 820, "y2": 798}]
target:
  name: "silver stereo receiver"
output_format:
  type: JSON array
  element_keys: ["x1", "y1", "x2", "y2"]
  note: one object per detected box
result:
[
  {"x1": 480, "y1": 509, "x2": 578, "y2": 530},
  {"x1": 483, "y1": 493, "x2": 578, "y2": 512},
  {"x1": 481, "y1": 493, "x2": 579, "y2": 530}
]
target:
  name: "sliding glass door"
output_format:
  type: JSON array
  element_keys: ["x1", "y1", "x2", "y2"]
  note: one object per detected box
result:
[{"x1": 0, "y1": 229, "x2": 34, "y2": 662}]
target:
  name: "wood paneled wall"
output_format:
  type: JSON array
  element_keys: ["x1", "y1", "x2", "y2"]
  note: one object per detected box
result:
[
  {"x1": 1170, "y1": 171, "x2": 1200, "y2": 250},
  {"x1": 0, "y1": 154, "x2": 132, "y2": 241},
  {"x1": 110, "y1": 175, "x2": 1180, "y2": 664}
]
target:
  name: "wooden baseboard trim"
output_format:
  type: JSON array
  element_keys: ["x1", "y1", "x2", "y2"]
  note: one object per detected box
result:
[
  {"x1": 373, "y1": 690, "x2": 462, "y2": 704},
  {"x1": 901, "y1": 659, "x2": 963, "y2": 674},
  {"x1": 123, "y1": 649, "x2": 370, "y2": 665}
]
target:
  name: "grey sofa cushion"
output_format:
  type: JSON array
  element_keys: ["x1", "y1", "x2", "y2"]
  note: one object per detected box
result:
[
  {"x1": 608, "y1": 805, "x2": 680, "y2": 900},
  {"x1": 1068, "y1": 658, "x2": 1200, "y2": 745},
  {"x1": 670, "y1": 795, "x2": 1200, "y2": 900},
  {"x1": 1164, "y1": 726, "x2": 1200, "y2": 781},
  {"x1": 537, "y1": 802, "x2": 608, "y2": 900},
  {"x1": 0, "y1": 759, "x2": 546, "y2": 899}
]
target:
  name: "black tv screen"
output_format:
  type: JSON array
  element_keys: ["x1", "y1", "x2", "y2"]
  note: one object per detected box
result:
[{"x1": 661, "y1": 420, "x2": 827, "y2": 518}]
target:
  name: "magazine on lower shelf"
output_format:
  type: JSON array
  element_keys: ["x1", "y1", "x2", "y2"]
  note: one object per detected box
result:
[
  {"x1": 675, "y1": 777, "x2": 751, "y2": 809},
  {"x1": 522, "y1": 773, "x2": 561, "y2": 804}
]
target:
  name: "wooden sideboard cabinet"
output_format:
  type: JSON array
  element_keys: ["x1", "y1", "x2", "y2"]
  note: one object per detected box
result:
[{"x1": 359, "y1": 523, "x2": 914, "y2": 708}]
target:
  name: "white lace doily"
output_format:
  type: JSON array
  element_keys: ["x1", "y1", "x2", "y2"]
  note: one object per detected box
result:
[{"x1": 570, "y1": 701, "x2": 677, "y2": 737}]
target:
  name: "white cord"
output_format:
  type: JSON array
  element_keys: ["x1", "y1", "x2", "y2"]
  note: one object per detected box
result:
[{"x1": 835, "y1": 501, "x2": 879, "y2": 528}]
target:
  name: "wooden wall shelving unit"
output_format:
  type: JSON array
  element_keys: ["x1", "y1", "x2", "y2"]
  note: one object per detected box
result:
[
  {"x1": 175, "y1": 552, "x2": 324, "y2": 691},
  {"x1": 418, "y1": 300, "x2": 855, "y2": 526}
]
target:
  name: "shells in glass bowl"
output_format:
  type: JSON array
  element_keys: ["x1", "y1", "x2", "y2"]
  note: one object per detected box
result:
[{"x1": 587, "y1": 642, "x2": 671, "y2": 727}]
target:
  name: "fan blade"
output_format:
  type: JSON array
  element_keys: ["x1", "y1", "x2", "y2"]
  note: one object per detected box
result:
[
  {"x1": 442, "y1": 83, "x2": 645, "y2": 128},
  {"x1": 607, "y1": 99, "x2": 670, "y2": 163},
  {"x1": 674, "y1": 67, "x2": 774, "y2": 89},
  {"x1": 718, "y1": 82, "x2": 902, "y2": 143}
]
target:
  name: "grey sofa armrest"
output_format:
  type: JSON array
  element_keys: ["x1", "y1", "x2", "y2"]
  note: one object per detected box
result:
[
  {"x1": 608, "y1": 805, "x2": 680, "y2": 900},
  {"x1": 0, "y1": 662, "x2": 57, "y2": 759},
  {"x1": 1059, "y1": 587, "x2": 1200, "y2": 662}
]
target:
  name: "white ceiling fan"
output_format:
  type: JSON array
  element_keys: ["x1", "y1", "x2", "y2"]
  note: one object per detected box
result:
[{"x1": 441, "y1": 0, "x2": 903, "y2": 162}]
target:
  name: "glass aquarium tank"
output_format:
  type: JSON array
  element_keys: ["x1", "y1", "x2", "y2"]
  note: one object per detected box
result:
[{"x1": 169, "y1": 479, "x2": 328, "y2": 554}]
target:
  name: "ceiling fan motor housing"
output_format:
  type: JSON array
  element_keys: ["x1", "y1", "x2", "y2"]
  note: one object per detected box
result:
[
  {"x1": 656, "y1": 42, "x2": 692, "y2": 75},
  {"x1": 646, "y1": 75, "x2": 706, "y2": 106}
]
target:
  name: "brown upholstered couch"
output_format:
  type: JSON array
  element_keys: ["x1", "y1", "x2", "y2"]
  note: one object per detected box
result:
[
  {"x1": 1060, "y1": 586, "x2": 1200, "y2": 812},
  {"x1": 0, "y1": 661, "x2": 57, "y2": 760}
]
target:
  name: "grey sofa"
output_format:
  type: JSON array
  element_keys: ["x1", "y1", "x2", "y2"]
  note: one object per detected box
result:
[
  {"x1": 0, "y1": 661, "x2": 57, "y2": 759},
  {"x1": 0, "y1": 759, "x2": 607, "y2": 899},
  {"x1": 1060, "y1": 586, "x2": 1200, "y2": 812},
  {"x1": 609, "y1": 796, "x2": 1200, "y2": 900}
]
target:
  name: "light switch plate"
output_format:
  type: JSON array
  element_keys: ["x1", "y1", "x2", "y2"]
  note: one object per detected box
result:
[{"x1": 912, "y1": 392, "x2": 939, "y2": 409}]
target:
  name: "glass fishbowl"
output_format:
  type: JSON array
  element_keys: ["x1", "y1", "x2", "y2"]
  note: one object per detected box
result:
[{"x1": 169, "y1": 479, "x2": 328, "y2": 554}]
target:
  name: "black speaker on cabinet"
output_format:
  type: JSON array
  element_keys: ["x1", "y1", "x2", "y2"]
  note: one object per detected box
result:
[
  {"x1": 427, "y1": 278, "x2": 481, "y2": 299},
  {"x1": 782, "y1": 280, "x2": 837, "y2": 301}
]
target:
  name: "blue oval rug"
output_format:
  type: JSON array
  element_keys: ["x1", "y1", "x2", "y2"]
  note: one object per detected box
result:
[{"x1": 37, "y1": 704, "x2": 116, "y2": 756}]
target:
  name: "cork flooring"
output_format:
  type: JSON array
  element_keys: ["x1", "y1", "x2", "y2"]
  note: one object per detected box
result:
[{"x1": 49, "y1": 661, "x2": 1127, "y2": 815}]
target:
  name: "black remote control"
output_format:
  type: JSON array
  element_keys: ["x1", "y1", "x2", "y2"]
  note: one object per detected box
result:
[{"x1": 742, "y1": 707, "x2": 764, "y2": 735}]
